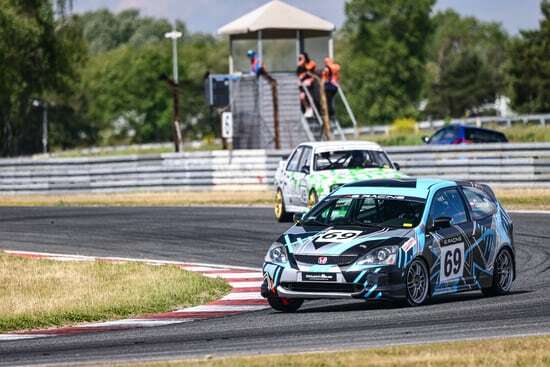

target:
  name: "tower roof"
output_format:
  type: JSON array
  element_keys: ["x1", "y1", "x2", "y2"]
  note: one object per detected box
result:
[{"x1": 218, "y1": 0, "x2": 335, "y2": 35}]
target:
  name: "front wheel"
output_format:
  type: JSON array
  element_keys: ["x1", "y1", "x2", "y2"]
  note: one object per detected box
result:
[
  {"x1": 307, "y1": 190, "x2": 318, "y2": 208},
  {"x1": 274, "y1": 189, "x2": 292, "y2": 222},
  {"x1": 405, "y1": 258, "x2": 430, "y2": 306},
  {"x1": 482, "y1": 248, "x2": 514, "y2": 297},
  {"x1": 267, "y1": 296, "x2": 303, "y2": 313}
]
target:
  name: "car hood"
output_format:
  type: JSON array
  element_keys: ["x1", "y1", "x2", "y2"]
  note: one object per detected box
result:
[
  {"x1": 311, "y1": 168, "x2": 406, "y2": 185},
  {"x1": 280, "y1": 224, "x2": 413, "y2": 257}
]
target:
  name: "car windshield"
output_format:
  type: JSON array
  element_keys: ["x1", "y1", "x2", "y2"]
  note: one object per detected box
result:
[
  {"x1": 314, "y1": 150, "x2": 392, "y2": 171},
  {"x1": 303, "y1": 195, "x2": 425, "y2": 228}
]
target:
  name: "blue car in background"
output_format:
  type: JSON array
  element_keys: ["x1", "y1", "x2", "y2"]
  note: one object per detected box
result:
[
  {"x1": 261, "y1": 178, "x2": 515, "y2": 312},
  {"x1": 423, "y1": 124, "x2": 508, "y2": 145}
]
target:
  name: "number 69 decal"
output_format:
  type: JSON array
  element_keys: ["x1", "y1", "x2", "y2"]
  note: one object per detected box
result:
[
  {"x1": 316, "y1": 229, "x2": 362, "y2": 243},
  {"x1": 439, "y1": 242, "x2": 464, "y2": 282}
]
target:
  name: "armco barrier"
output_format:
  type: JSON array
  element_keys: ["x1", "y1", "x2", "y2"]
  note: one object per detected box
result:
[{"x1": 0, "y1": 143, "x2": 549, "y2": 194}]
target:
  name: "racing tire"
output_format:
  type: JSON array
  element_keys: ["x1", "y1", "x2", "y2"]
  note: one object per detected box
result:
[
  {"x1": 274, "y1": 189, "x2": 293, "y2": 223},
  {"x1": 307, "y1": 190, "x2": 318, "y2": 208},
  {"x1": 267, "y1": 295, "x2": 304, "y2": 313},
  {"x1": 482, "y1": 248, "x2": 514, "y2": 297},
  {"x1": 405, "y1": 258, "x2": 430, "y2": 307}
]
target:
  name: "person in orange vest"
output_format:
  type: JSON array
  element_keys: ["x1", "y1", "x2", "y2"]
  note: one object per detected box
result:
[
  {"x1": 296, "y1": 52, "x2": 317, "y2": 118},
  {"x1": 322, "y1": 57, "x2": 340, "y2": 118}
]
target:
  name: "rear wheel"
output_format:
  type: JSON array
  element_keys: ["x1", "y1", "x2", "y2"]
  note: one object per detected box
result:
[
  {"x1": 274, "y1": 189, "x2": 292, "y2": 222},
  {"x1": 406, "y1": 258, "x2": 430, "y2": 306},
  {"x1": 307, "y1": 190, "x2": 318, "y2": 208},
  {"x1": 482, "y1": 248, "x2": 514, "y2": 297},
  {"x1": 267, "y1": 295, "x2": 303, "y2": 313}
]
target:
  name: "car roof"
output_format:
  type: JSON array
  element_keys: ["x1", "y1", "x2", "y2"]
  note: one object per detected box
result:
[
  {"x1": 439, "y1": 124, "x2": 505, "y2": 135},
  {"x1": 332, "y1": 178, "x2": 458, "y2": 199},
  {"x1": 298, "y1": 140, "x2": 383, "y2": 152}
]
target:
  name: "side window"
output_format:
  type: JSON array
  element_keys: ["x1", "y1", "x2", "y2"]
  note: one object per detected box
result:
[
  {"x1": 298, "y1": 147, "x2": 312, "y2": 173},
  {"x1": 462, "y1": 186, "x2": 497, "y2": 220},
  {"x1": 316, "y1": 197, "x2": 353, "y2": 224},
  {"x1": 286, "y1": 147, "x2": 303, "y2": 172},
  {"x1": 429, "y1": 188, "x2": 468, "y2": 225},
  {"x1": 431, "y1": 127, "x2": 458, "y2": 144}
]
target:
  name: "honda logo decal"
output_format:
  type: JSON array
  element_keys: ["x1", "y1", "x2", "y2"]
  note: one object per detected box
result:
[{"x1": 318, "y1": 256, "x2": 328, "y2": 264}]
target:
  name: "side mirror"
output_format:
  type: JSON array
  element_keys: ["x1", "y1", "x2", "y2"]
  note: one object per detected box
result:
[
  {"x1": 393, "y1": 162, "x2": 400, "y2": 171},
  {"x1": 293, "y1": 213, "x2": 304, "y2": 225},
  {"x1": 422, "y1": 136, "x2": 430, "y2": 144},
  {"x1": 430, "y1": 216, "x2": 452, "y2": 231},
  {"x1": 301, "y1": 165, "x2": 310, "y2": 175}
]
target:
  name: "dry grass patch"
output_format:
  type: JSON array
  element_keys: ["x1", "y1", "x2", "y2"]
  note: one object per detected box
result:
[
  {"x1": 0, "y1": 191, "x2": 273, "y2": 207},
  {"x1": 495, "y1": 189, "x2": 550, "y2": 210},
  {"x1": 1, "y1": 189, "x2": 549, "y2": 211},
  {"x1": 108, "y1": 335, "x2": 550, "y2": 367},
  {"x1": 0, "y1": 254, "x2": 230, "y2": 332}
]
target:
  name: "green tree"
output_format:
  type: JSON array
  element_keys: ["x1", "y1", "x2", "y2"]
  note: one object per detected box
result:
[
  {"x1": 79, "y1": 9, "x2": 184, "y2": 55},
  {"x1": 81, "y1": 33, "x2": 227, "y2": 145},
  {"x1": 341, "y1": 0, "x2": 435, "y2": 125},
  {"x1": 508, "y1": 0, "x2": 550, "y2": 113},
  {"x1": 424, "y1": 10, "x2": 509, "y2": 118},
  {"x1": 0, "y1": 0, "x2": 84, "y2": 156}
]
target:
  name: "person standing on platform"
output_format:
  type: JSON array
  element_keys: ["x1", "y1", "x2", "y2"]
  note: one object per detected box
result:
[
  {"x1": 296, "y1": 52, "x2": 317, "y2": 118},
  {"x1": 322, "y1": 57, "x2": 340, "y2": 119}
]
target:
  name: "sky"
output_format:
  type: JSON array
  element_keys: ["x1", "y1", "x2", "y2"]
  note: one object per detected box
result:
[{"x1": 72, "y1": 0, "x2": 543, "y2": 35}]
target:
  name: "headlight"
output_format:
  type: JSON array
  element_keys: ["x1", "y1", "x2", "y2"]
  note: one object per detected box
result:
[
  {"x1": 265, "y1": 243, "x2": 288, "y2": 264},
  {"x1": 356, "y1": 245, "x2": 398, "y2": 266}
]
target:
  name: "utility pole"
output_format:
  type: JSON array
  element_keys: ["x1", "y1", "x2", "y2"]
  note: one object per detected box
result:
[
  {"x1": 165, "y1": 23, "x2": 183, "y2": 152},
  {"x1": 32, "y1": 99, "x2": 48, "y2": 153}
]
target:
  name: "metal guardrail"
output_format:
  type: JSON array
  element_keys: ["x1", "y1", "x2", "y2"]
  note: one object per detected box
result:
[
  {"x1": 341, "y1": 114, "x2": 550, "y2": 136},
  {"x1": 1, "y1": 143, "x2": 550, "y2": 194}
]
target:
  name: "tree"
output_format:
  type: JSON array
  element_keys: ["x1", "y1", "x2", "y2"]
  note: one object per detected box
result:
[
  {"x1": 79, "y1": 9, "x2": 185, "y2": 55},
  {"x1": 424, "y1": 10, "x2": 509, "y2": 118},
  {"x1": 508, "y1": 0, "x2": 550, "y2": 113},
  {"x1": 341, "y1": 0, "x2": 435, "y2": 125},
  {"x1": 0, "y1": 0, "x2": 84, "y2": 156},
  {"x1": 81, "y1": 33, "x2": 227, "y2": 145}
]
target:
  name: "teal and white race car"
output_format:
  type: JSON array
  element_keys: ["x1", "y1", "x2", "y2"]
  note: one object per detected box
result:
[{"x1": 274, "y1": 141, "x2": 406, "y2": 222}]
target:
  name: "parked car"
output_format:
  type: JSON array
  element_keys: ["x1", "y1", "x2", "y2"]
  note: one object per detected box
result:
[
  {"x1": 262, "y1": 178, "x2": 515, "y2": 312},
  {"x1": 273, "y1": 141, "x2": 406, "y2": 222},
  {"x1": 423, "y1": 125, "x2": 508, "y2": 145}
]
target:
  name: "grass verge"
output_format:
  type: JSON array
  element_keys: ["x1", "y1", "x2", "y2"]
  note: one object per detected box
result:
[
  {"x1": 0, "y1": 189, "x2": 549, "y2": 211},
  {"x1": 0, "y1": 253, "x2": 230, "y2": 332},
  {"x1": 0, "y1": 191, "x2": 274, "y2": 207},
  {"x1": 494, "y1": 189, "x2": 550, "y2": 211},
  {"x1": 108, "y1": 335, "x2": 550, "y2": 367}
]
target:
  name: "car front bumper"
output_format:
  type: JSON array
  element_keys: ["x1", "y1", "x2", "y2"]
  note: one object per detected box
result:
[{"x1": 261, "y1": 262, "x2": 406, "y2": 301}]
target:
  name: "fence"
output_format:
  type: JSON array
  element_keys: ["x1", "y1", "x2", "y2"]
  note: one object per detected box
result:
[
  {"x1": 1, "y1": 143, "x2": 549, "y2": 194},
  {"x1": 341, "y1": 113, "x2": 550, "y2": 136}
]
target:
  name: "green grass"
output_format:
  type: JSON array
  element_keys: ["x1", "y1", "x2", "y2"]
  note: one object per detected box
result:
[
  {"x1": 108, "y1": 335, "x2": 550, "y2": 367},
  {"x1": 51, "y1": 141, "x2": 223, "y2": 158},
  {"x1": 0, "y1": 253, "x2": 230, "y2": 332}
]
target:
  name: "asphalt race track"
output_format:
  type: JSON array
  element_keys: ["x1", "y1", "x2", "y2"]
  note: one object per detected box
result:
[{"x1": 0, "y1": 207, "x2": 549, "y2": 366}]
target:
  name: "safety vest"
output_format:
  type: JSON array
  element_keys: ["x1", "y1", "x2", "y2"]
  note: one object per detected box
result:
[
  {"x1": 297, "y1": 60, "x2": 317, "y2": 82},
  {"x1": 322, "y1": 61, "x2": 340, "y2": 85}
]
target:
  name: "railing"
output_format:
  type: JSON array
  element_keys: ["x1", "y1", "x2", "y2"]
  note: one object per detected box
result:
[
  {"x1": 1, "y1": 143, "x2": 549, "y2": 194},
  {"x1": 341, "y1": 113, "x2": 550, "y2": 136}
]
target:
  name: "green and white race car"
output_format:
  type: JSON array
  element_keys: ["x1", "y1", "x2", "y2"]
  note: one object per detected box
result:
[{"x1": 274, "y1": 141, "x2": 407, "y2": 222}]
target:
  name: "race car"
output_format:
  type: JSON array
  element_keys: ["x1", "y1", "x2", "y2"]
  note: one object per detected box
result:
[
  {"x1": 274, "y1": 141, "x2": 406, "y2": 222},
  {"x1": 262, "y1": 178, "x2": 515, "y2": 312}
]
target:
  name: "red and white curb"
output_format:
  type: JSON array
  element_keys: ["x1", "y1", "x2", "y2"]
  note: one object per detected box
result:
[{"x1": 0, "y1": 250, "x2": 268, "y2": 341}]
